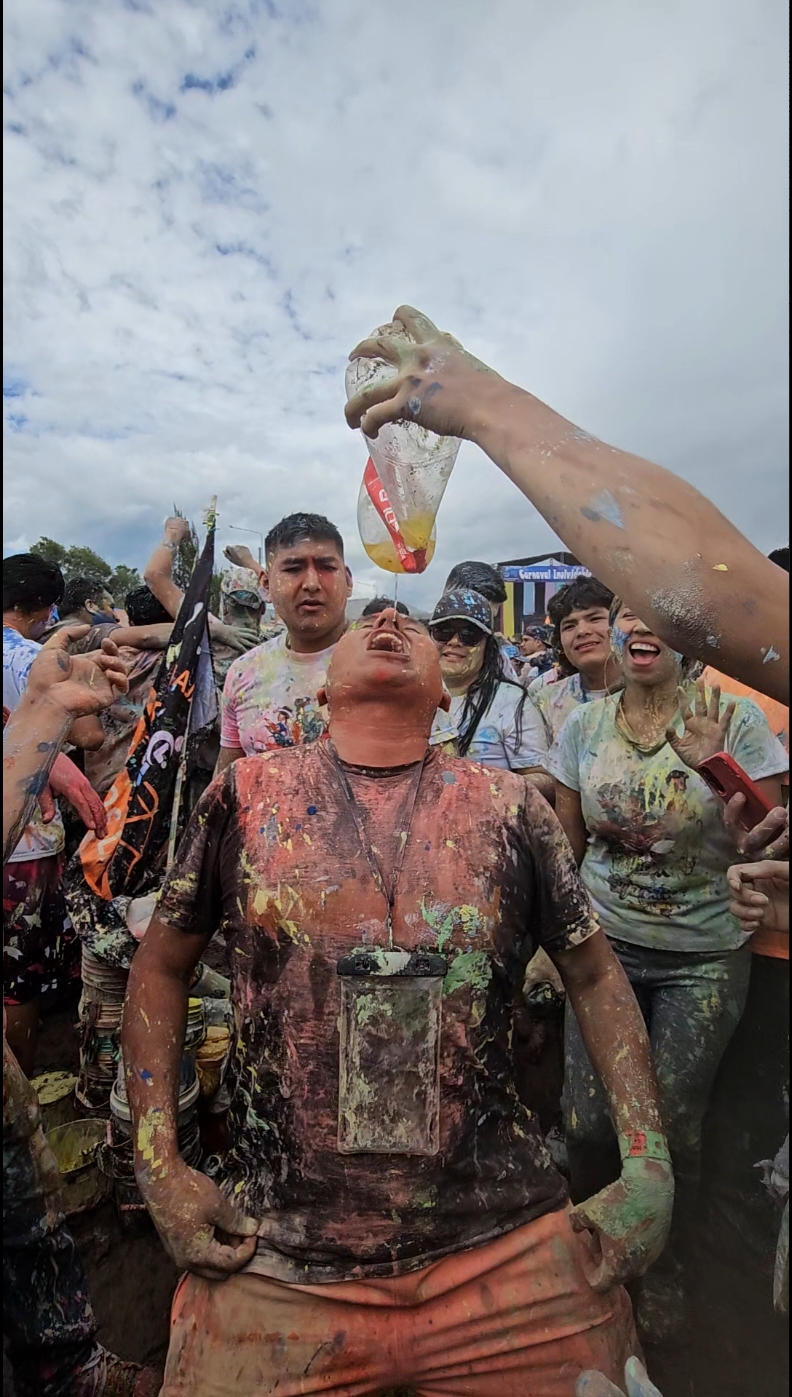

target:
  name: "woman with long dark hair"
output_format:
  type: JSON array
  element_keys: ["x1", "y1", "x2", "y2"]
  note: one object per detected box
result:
[
  {"x1": 549, "y1": 597, "x2": 788, "y2": 1344},
  {"x1": 428, "y1": 590, "x2": 550, "y2": 794}
]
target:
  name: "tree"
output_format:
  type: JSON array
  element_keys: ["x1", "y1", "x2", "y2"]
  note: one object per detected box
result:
[
  {"x1": 108, "y1": 564, "x2": 142, "y2": 604},
  {"x1": 62, "y1": 546, "x2": 113, "y2": 585},
  {"x1": 30, "y1": 537, "x2": 67, "y2": 569}
]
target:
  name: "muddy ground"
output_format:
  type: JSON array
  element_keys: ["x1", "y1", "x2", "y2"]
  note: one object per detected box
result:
[{"x1": 4, "y1": 990, "x2": 789, "y2": 1397}]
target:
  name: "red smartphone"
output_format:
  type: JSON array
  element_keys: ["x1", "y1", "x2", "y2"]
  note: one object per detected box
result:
[{"x1": 697, "y1": 752, "x2": 774, "y2": 830}]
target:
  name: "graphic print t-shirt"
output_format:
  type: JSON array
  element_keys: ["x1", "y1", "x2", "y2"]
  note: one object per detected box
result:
[
  {"x1": 220, "y1": 632, "x2": 331, "y2": 754},
  {"x1": 3, "y1": 626, "x2": 65, "y2": 862},
  {"x1": 549, "y1": 690, "x2": 788, "y2": 953},
  {"x1": 157, "y1": 744, "x2": 599, "y2": 1282}
]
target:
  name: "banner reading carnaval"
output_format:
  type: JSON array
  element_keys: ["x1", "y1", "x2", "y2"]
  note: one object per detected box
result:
[{"x1": 78, "y1": 522, "x2": 217, "y2": 901}]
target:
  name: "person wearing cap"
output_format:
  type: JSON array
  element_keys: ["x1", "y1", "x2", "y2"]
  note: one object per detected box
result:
[{"x1": 428, "y1": 589, "x2": 553, "y2": 800}]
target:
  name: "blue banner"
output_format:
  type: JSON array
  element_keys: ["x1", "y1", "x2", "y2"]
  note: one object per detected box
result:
[{"x1": 500, "y1": 564, "x2": 590, "y2": 583}]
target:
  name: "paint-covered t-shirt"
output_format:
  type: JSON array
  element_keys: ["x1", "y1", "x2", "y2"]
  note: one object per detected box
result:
[
  {"x1": 156, "y1": 744, "x2": 598, "y2": 1282},
  {"x1": 2, "y1": 625, "x2": 65, "y2": 862},
  {"x1": 549, "y1": 691, "x2": 788, "y2": 953},
  {"x1": 220, "y1": 632, "x2": 331, "y2": 754},
  {"x1": 527, "y1": 672, "x2": 612, "y2": 755},
  {"x1": 429, "y1": 681, "x2": 547, "y2": 770}
]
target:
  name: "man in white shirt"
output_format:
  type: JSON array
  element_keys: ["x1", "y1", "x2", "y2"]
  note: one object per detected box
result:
[{"x1": 217, "y1": 513, "x2": 352, "y2": 770}]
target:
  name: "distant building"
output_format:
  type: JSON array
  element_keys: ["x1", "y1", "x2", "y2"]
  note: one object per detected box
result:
[{"x1": 496, "y1": 552, "x2": 590, "y2": 634}]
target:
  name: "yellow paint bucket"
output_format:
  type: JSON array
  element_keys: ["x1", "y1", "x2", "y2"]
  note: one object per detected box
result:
[
  {"x1": 31, "y1": 1071, "x2": 77, "y2": 1132},
  {"x1": 47, "y1": 1120, "x2": 111, "y2": 1216}
]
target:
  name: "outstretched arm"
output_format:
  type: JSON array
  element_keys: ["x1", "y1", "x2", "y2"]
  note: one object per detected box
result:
[{"x1": 345, "y1": 307, "x2": 788, "y2": 703}]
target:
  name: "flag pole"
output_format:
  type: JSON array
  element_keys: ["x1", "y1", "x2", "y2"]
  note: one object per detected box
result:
[{"x1": 166, "y1": 497, "x2": 217, "y2": 870}]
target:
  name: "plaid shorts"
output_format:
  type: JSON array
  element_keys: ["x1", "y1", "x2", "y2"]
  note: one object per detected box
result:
[{"x1": 3, "y1": 855, "x2": 79, "y2": 1005}]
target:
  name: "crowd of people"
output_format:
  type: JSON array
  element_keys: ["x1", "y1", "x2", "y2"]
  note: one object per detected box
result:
[{"x1": 2, "y1": 305, "x2": 789, "y2": 1397}]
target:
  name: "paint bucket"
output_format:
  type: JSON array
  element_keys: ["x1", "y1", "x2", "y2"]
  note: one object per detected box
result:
[
  {"x1": 185, "y1": 996, "x2": 206, "y2": 1052},
  {"x1": 47, "y1": 1119, "x2": 110, "y2": 1216},
  {"x1": 109, "y1": 1074, "x2": 201, "y2": 1142},
  {"x1": 31, "y1": 1071, "x2": 78, "y2": 1132},
  {"x1": 195, "y1": 1026, "x2": 231, "y2": 1099},
  {"x1": 103, "y1": 1076, "x2": 202, "y2": 1216},
  {"x1": 76, "y1": 949, "x2": 129, "y2": 1112}
]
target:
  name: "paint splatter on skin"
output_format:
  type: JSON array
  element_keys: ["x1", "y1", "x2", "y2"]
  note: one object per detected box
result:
[{"x1": 762, "y1": 646, "x2": 781, "y2": 664}]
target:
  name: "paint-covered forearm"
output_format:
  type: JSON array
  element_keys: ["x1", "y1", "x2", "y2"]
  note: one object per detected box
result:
[
  {"x1": 471, "y1": 380, "x2": 787, "y2": 702},
  {"x1": 123, "y1": 920, "x2": 196, "y2": 1189},
  {"x1": 554, "y1": 931, "x2": 673, "y2": 1290},
  {"x1": 122, "y1": 916, "x2": 260, "y2": 1279},
  {"x1": 2, "y1": 694, "x2": 71, "y2": 864}
]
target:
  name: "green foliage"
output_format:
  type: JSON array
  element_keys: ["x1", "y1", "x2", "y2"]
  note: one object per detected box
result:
[
  {"x1": 30, "y1": 537, "x2": 67, "y2": 568},
  {"x1": 108, "y1": 564, "x2": 142, "y2": 604}
]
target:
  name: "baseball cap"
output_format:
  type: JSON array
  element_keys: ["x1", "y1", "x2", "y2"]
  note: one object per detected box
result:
[{"x1": 428, "y1": 588, "x2": 494, "y2": 636}]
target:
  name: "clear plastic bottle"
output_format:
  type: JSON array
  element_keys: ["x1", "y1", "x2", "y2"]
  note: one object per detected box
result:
[{"x1": 345, "y1": 322, "x2": 461, "y2": 574}]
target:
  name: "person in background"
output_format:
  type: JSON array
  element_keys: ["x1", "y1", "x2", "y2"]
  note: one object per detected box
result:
[
  {"x1": 53, "y1": 576, "x2": 117, "y2": 629},
  {"x1": 519, "y1": 625, "x2": 556, "y2": 682},
  {"x1": 216, "y1": 513, "x2": 352, "y2": 770},
  {"x1": 361, "y1": 596, "x2": 410, "y2": 617},
  {"x1": 443, "y1": 560, "x2": 520, "y2": 680},
  {"x1": 345, "y1": 307, "x2": 787, "y2": 705},
  {"x1": 528, "y1": 578, "x2": 620, "y2": 754},
  {"x1": 3, "y1": 629, "x2": 159, "y2": 1397},
  {"x1": 79, "y1": 587, "x2": 176, "y2": 799},
  {"x1": 429, "y1": 589, "x2": 553, "y2": 800},
  {"x1": 3, "y1": 555, "x2": 108, "y2": 1074},
  {"x1": 549, "y1": 598, "x2": 788, "y2": 1344},
  {"x1": 144, "y1": 517, "x2": 261, "y2": 688}
]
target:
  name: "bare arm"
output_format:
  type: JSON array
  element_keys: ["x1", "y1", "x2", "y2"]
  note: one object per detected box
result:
[
  {"x1": 215, "y1": 745, "x2": 244, "y2": 776},
  {"x1": 123, "y1": 916, "x2": 258, "y2": 1277},
  {"x1": 552, "y1": 929, "x2": 673, "y2": 1289},
  {"x1": 515, "y1": 767, "x2": 556, "y2": 805},
  {"x1": 68, "y1": 714, "x2": 105, "y2": 750},
  {"x1": 143, "y1": 517, "x2": 191, "y2": 620},
  {"x1": 346, "y1": 308, "x2": 788, "y2": 704},
  {"x1": 3, "y1": 630, "x2": 128, "y2": 862},
  {"x1": 554, "y1": 783, "x2": 588, "y2": 864}
]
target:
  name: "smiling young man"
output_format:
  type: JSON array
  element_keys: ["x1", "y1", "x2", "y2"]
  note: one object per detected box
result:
[
  {"x1": 215, "y1": 513, "x2": 352, "y2": 770},
  {"x1": 124, "y1": 606, "x2": 674, "y2": 1396},
  {"x1": 527, "y1": 578, "x2": 620, "y2": 753}
]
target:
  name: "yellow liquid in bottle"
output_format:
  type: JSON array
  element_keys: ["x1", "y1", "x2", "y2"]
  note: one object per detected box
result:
[{"x1": 364, "y1": 532, "x2": 437, "y2": 574}]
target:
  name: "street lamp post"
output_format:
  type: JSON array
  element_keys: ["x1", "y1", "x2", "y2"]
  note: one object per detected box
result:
[{"x1": 228, "y1": 524, "x2": 264, "y2": 567}]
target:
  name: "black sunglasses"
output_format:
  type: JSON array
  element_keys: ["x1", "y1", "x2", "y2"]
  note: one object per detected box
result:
[{"x1": 430, "y1": 621, "x2": 487, "y2": 647}]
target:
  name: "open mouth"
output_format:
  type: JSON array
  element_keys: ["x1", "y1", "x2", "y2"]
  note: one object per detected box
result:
[
  {"x1": 628, "y1": 640, "x2": 661, "y2": 666},
  {"x1": 367, "y1": 631, "x2": 407, "y2": 655}
]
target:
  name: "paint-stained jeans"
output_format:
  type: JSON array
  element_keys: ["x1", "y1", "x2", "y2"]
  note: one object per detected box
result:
[
  {"x1": 563, "y1": 938, "x2": 752, "y2": 1273},
  {"x1": 3, "y1": 1035, "x2": 97, "y2": 1396}
]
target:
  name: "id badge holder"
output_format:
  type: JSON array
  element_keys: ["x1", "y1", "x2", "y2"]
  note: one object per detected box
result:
[{"x1": 337, "y1": 948, "x2": 447, "y2": 1155}]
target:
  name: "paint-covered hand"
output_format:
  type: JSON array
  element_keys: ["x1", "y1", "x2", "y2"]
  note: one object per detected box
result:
[
  {"x1": 576, "y1": 1357, "x2": 664, "y2": 1396},
  {"x1": 570, "y1": 1155, "x2": 674, "y2": 1291},
  {"x1": 142, "y1": 1162, "x2": 259, "y2": 1281},
  {"x1": 223, "y1": 543, "x2": 258, "y2": 572},
  {"x1": 345, "y1": 305, "x2": 502, "y2": 442},
  {"x1": 163, "y1": 516, "x2": 192, "y2": 545},
  {"x1": 665, "y1": 679, "x2": 736, "y2": 770},
  {"x1": 207, "y1": 618, "x2": 257, "y2": 655},
  {"x1": 728, "y1": 858, "x2": 789, "y2": 934},
  {"x1": 25, "y1": 628, "x2": 129, "y2": 718},
  {"x1": 724, "y1": 797, "x2": 789, "y2": 859},
  {"x1": 48, "y1": 754, "x2": 108, "y2": 839}
]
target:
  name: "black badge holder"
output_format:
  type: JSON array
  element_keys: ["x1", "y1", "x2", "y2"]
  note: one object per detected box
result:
[{"x1": 337, "y1": 947, "x2": 447, "y2": 1155}]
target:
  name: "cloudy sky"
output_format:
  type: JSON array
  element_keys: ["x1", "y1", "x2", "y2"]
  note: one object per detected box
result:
[{"x1": 3, "y1": 0, "x2": 788, "y2": 609}]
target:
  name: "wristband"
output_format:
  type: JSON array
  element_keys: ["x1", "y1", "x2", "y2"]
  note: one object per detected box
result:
[{"x1": 618, "y1": 1130, "x2": 672, "y2": 1165}]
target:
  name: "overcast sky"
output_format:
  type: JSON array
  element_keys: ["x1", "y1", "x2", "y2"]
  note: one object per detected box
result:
[{"x1": 3, "y1": 0, "x2": 789, "y2": 609}]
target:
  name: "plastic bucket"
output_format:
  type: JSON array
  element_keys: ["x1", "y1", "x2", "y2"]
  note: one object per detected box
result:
[
  {"x1": 47, "y1": 1119, "x2": 110, "y2": 1216},
  {"x1": 31, "y1": 1071, "x2": 77, "y2": 1132},
  {"x1": 195, "y1": 1027, "x2": 231, "y2": 1099}
]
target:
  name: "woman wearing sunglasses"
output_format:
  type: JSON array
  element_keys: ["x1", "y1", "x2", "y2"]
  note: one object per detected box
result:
[{"x1": 429, "y1": 589, "x2": 552, "y2": 798}]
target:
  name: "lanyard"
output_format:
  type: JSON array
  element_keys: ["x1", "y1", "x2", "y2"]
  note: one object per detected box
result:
[{"x1": 327, "y1": 742, "x2": 427, "y2": 948}]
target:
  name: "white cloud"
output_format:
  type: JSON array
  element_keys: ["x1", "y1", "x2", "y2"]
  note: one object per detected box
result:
[{"x1": 3, "y1": 0, "x2": 788, "y2": 609}]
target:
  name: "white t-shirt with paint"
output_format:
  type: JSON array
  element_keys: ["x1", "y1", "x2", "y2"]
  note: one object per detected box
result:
[{"x1": 430, "y1": 680, "x2": 547, "y2": 771}]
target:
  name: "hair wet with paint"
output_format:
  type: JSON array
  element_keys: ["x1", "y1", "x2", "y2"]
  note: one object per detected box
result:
[{"x1": 265, "y1": 512, "x2": 345, "y2": 563}]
